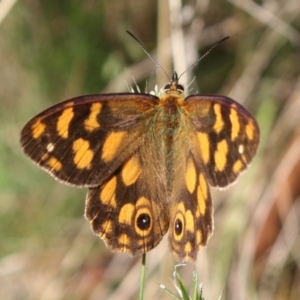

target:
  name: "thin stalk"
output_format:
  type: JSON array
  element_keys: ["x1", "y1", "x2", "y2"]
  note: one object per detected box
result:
[{"x1": 139, "y1": 253, "x2": 147, "y2": 300}]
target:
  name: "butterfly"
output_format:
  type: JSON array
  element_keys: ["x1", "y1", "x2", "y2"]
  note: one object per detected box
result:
[{"x1": 20, "y1": 68, "x2": 259, "y2": 262}]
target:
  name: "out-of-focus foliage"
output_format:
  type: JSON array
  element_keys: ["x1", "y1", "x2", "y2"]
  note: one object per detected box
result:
[{"x1": 0, "y1": 0, "x2": 299, "y2": 299}]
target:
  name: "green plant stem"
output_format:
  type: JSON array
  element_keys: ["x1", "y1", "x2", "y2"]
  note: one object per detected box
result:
[{"x1": 139, "y1": 253, "x2": 147, "y2": 300}]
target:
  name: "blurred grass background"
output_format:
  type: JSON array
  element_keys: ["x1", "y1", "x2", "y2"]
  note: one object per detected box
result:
[{"x1": 0, "y1": 0, "x2": 300, "y2": 299}]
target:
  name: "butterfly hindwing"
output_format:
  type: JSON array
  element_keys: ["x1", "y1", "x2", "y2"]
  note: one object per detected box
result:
[
  {"x1": 168, "y1": 150, "x2": 213, "y2": 261},
  {"x1": 20, "y1": 93, "x2": 158, "y2": 187},
  {"x1": 85, "y1": 150, "x2": 169, "y2": 255}
]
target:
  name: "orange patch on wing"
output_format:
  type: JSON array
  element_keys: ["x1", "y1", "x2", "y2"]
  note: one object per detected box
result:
[
  {"x1": 233, "y1": 159, "x2": 243, "y2": 174},
  {"x1": 185, "y1": 157, "x2": 197, "y2": 194},
  {"x1": 213, "y1": 104, "x2": 224, "y2": 133},
  {"x1": 47, "y1": 157, "x2": 62, "y2": 171},
  {"x1": 57, "y1": 107, "x2": 74, "y2": 138},
  {"x1": 230, "y1": 107, "x2": 240, "y2": 141},
  {"x1": 102, "y1": 131, "x2": 126, "y2": 162},
  {"x1": 84, "y1": 103, "x2": 102, "y2": 131},
  {"x1": 214, "y1": 139, "x2": 228, "y2": 171},
  {"x1": 121, "y1": 156, "x2": 141, "y2": 186},
  {"x1": 246, "y1": 122, "x2": 254, "y2": 140},
  {"x1": 197, "y1": 174, "x2": 207, "y2": 215},
  {"x1": 72, "y1": 138, "x2": 94, "y2": 169},
  {"x1": 119, "y1": 203, "x2": 135, "y2": 225},
  {"x1": 100, "y1": 176, "x2": 117, "y2": 208},
  {"x1": 197, "y1": 132, "x2": 210, "y2": 164},
  {"x1": 32, "y1": 120, "x2": 46, "y2": 139}
]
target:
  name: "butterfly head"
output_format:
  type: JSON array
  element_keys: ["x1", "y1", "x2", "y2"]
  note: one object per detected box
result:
[
  {"x1": 163, "y1": 72, "x2": 184, "y2": 95},
  {"x1": 159, "y1": 72, "x2": 186, "y2": 107}
]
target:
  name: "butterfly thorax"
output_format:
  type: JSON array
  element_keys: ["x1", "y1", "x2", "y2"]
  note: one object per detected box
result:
[
  {"x1": 158, "y1": 89, "x2": 185, "y2": 136},
  {"x1": 148, "y1": 73, "x2": 188, "y2": 191},
  {"x1": 159, "y1": 72, "x2": 186, "y2": 140}
]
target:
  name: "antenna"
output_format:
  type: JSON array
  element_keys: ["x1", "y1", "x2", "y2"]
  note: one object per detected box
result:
[
  {"x1": 126, "y1": 30, "x2": 230, "y2": 84},
  {"x1": 178, "y1": 36, "x2": 230, "y2": 80},
  {"x1": 126, "y1": 30, "x2": 171, "y2": 81}
]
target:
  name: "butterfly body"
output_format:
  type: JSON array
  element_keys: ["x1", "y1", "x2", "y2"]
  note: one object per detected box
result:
[{"x1": 21, "y1": 72, "x2": 259, "y2": 262}]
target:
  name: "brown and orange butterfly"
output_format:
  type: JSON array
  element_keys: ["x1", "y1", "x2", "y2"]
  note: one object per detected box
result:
[{"x1": 20, "y1": 41, "x2": 259, "y2": 262}]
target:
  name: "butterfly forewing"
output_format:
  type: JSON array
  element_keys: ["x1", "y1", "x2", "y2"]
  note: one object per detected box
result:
[
  {"x1": 185, "y1": 95, "x2": 260, "y2": 188},
  {"x1": 20, "y1": 93, "x2": 158, "y2": 187}
]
